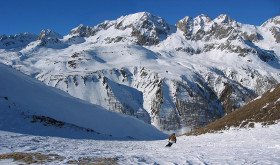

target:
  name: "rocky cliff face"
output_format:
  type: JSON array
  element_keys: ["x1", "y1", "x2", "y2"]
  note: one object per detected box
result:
[{"x1": 0, "y1": 12, "x2": 280, "y2": 133}]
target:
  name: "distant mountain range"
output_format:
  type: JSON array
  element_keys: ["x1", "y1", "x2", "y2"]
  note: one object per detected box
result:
[{"x1": 0, "y1": 12, "x2": 280, "y2": 133}]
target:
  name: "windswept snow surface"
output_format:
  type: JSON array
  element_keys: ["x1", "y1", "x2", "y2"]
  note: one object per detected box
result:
[{"x1": 0, "y1": 123, "x2": 280, "y2": 164}]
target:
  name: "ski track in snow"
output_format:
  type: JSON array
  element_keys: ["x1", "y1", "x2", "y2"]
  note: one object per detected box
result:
[{"x1": 1, "y1": 123, "x2": 280, "y2": 165}]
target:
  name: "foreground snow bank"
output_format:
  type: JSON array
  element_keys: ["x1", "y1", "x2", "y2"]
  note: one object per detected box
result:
[
  {"x1": 0, "y1": 63, "x2": 167, "y2": 140},
  {"x1": 0, "y1": 123, "x2": 279, "y2": 164}
]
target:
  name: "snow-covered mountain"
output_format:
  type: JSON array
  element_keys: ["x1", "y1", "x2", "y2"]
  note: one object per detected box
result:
[
  {"x1": 69, "y1": 12, "x2": 170, "y2": 45},
  {"x1": 0, "y1": 12, "x2": 280, "y2": 133},
  {"x1": 0, "y1": 63, "x2": 167, "y2": 140},
  {"x1": 0, "y1": 32, "x2": 37, "y2": 49}
]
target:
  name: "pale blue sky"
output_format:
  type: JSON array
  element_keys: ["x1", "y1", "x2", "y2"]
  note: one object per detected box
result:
[{"x1": 0, "y1": 0, "x2": 279, "y2": 36}]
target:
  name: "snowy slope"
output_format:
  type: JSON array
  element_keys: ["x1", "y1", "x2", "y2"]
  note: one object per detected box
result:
[
  {"x1": 0, "y1": 122, "x2": 279, "y2": 164},
  {"x1": 0, "y1": 12, "x2": 280, "y2": 133},
  {"x1": 0, "y1": 63, "x2": 168, "y2": 140}
]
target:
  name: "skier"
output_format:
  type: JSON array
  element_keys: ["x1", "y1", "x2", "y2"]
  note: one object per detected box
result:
[{"x1": 166, "y1": 133, "x2": 176, "y2": 147}]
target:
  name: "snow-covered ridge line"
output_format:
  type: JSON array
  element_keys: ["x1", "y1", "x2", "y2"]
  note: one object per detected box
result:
[
  {"x1": 2, "y1": 12, "x2": 279, "y2": 42},
  {"x1": 0, "y1": 11, "x2": 280, "y2": 133}
]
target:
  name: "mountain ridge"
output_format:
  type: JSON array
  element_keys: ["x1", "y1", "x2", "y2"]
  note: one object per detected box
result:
[
  {"x1": 0, "y1": 12, "x2": 280, "y2": 133},
  {"x1": 2, "y1": 12, "x2": 279, "y2": 45}
]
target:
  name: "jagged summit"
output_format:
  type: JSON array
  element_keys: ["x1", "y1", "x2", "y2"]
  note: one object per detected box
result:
[
  {"x1": 260, "y1": 15, "x2": 280, "y2": 43},
  {"x1": 261, "y1": 15, "x2": 280, "y2": 27},
  {"x1": 37, "y1": 29, "x2": 62, "y2": 40},
  {"x1": 214, "y1": 14, "x2": 237, "y2": 25},
  {"x1": 177, "y1": 16, "x2": 193, "y2": 23},
  {"x1": 0, "y1": 32, "x2": 36, "y2": 38},
  {"x1": 177, "y1": 14, "x2": 237, "y2": 28},
  {"x1": 66, "y1": 13, "x2": 279, "y2": 46},
  {"x1": 0, "y1": 32, "x2": 37, "y2": 49},
  {"x1": 176, "y1": 14, "x2": 239, "y2": 41},
  {"x1": 193, "y1": 14, "x2": 213, "y2": 24},
  {"x1": 67, "y1": 11, "x2": 170, "y2": 45},
  {"x1": 115, "y1": 11, "x2": 168, "y2": 30},
  {"x1": 175, "y1": 16, "x2": 194, "y2": 39},
  {"x1": 115, "y1": 11, "x2": 170, "y2": 45},
  {"x1": 36, "y1": 29, "x2": 65, "y2": 47},
  {"x1": 69, "y1": 24, "x2": 95, "y2": 37}
]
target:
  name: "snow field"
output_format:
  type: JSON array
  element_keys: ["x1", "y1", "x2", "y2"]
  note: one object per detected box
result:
[{"x1": 1, "y1": 122, "x2": 279, "y2": 164}]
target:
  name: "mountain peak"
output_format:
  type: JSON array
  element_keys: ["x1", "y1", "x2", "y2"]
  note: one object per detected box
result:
[
  {"x1": 214, "y1": 14, "x2": 236, "y2": 24},
  {"x1": 0, "y1": 32, "x2": 37, "y2": 49},
  {"x1": 69, "y1": 24, "x2": 95, "y2": 37},
  {"x1": 178, "y1": 16, "x2": 194, "y2": 23},
  {"x1": 114, "y1": 11, "x2": 170, "y2": 45},
  {"x1": 262, "y1": 15, "x2": 280, "y2": 28},
  {"x1": 193, "y1": 14, "x2": 213, "y2": 26},
  {"x1": 197, "y1": 14, "x2": 210, "y2": 18},
  {"x1": 115, "y1": 11, "x2": 165, "y2": 29},
  {"x1": 75, "y1": 24, "x2": 87, "y2": 29},
  {"x1": 66, "y1": 11, "x2": 170, "y2": 45},
  {"x1": 176, "y1": 16, "x2": 194, "y2": 38},
  {"x1": 37, "y1": 29, "x2": 62, "y2": 40},
  {"x1": 194, "y1": 14, "x2": 212, "y2": 21},
  {"x1": 130, "y1": 11, "x2": 152, "y2": 18},
  {"x1": 0, "y1": 32, "x2": 37, "y2": 40}
]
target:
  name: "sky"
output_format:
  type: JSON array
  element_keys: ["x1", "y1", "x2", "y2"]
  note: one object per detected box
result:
[{"x1": 0, "y1": 0, "x2": 279, "y2": 36}]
